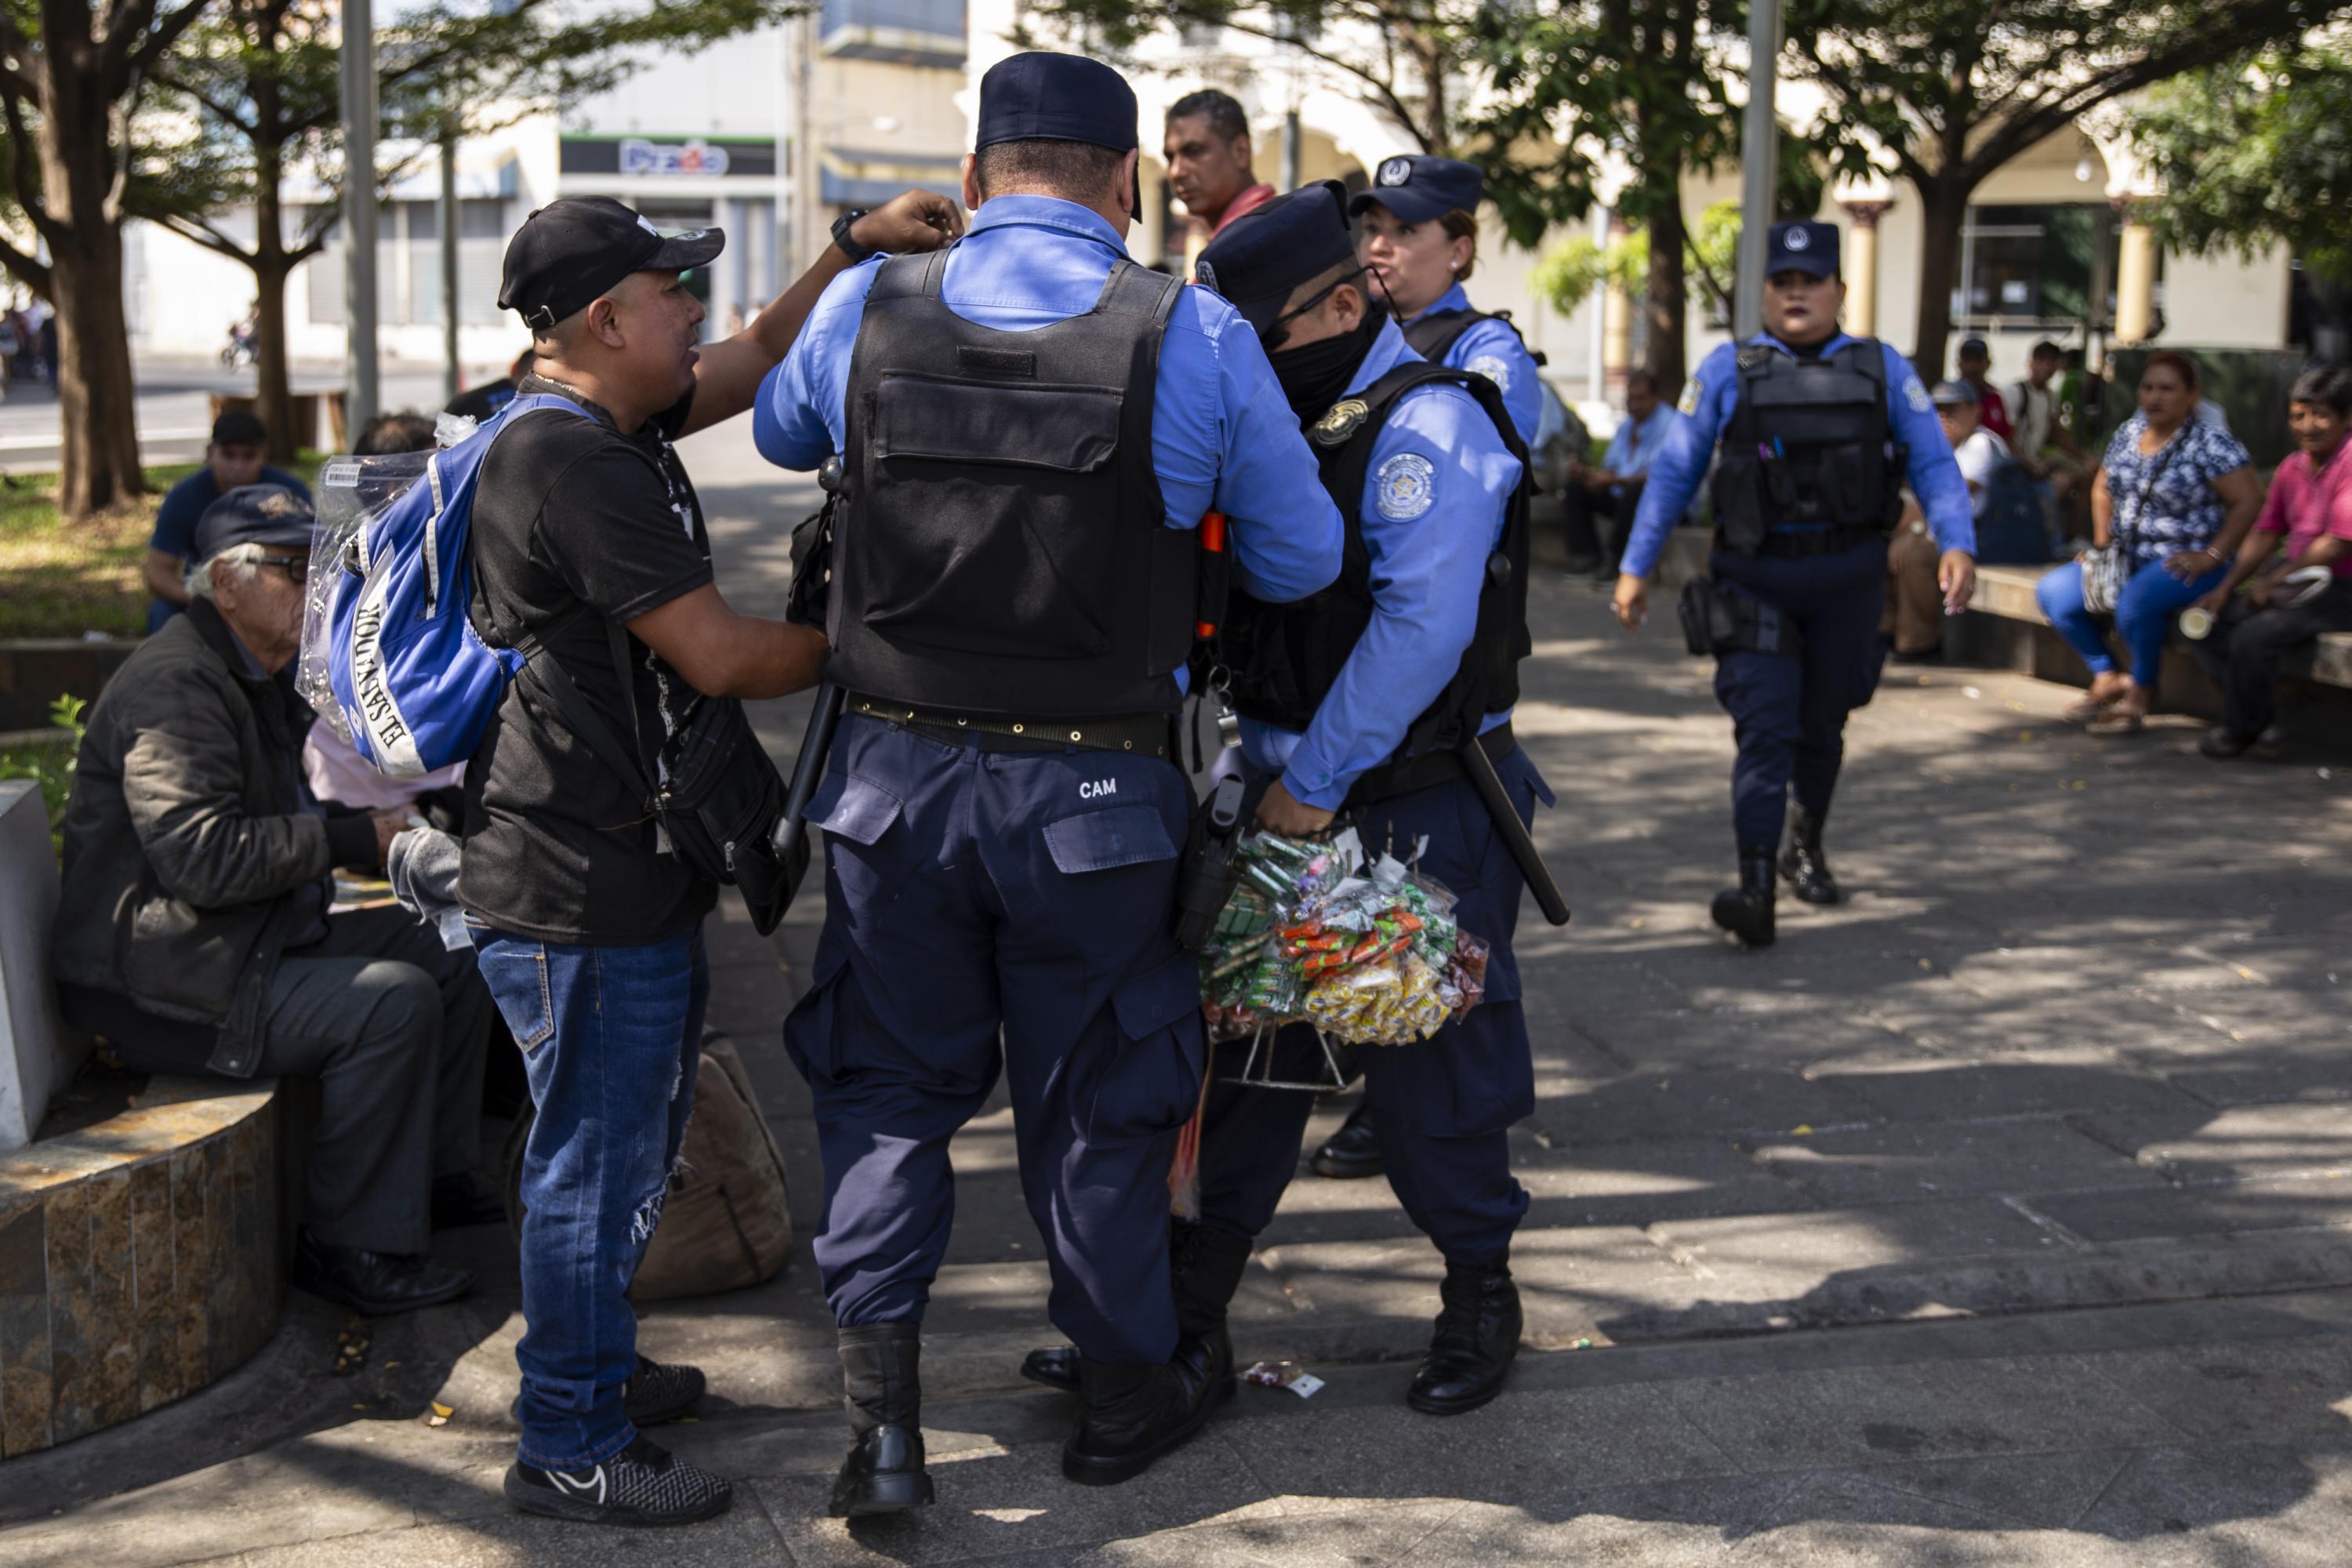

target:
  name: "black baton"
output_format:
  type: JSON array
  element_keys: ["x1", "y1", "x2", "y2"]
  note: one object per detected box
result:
[
  {"x1": 1459, "y1": 735, "x2": 1570, "y2": 927},
  {"x1": 771, "y1": 681, "x2": 847, "y2": 909}
]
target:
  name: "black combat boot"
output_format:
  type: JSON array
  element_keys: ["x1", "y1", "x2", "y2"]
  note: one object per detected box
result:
[
  {"x1": 1062, "y1": 1352, "x2": 1218, "y2": 1485},
  {"x1": 1309, "y1": 1102, "x2": 1385, "y2": 1179},
  {"x1": 1709, "y1": 846, "x2": 1778, "y2": 948},
  {"x1": 1022, "y1": 1220, "x2": 1251, "y2": 1398},
  {"x1": 829, "y1": 1323, "x2": 935, "y2": 1518},
  {"x1": 1406, "y1": 1256, "x2": 1523, "y2": 1417},
  {"x1": 1777, "y1": 808, "x2": 1841, "y2": 905}
]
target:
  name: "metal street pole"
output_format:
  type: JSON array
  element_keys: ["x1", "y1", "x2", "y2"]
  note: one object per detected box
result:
[
  {"x1": 340, "y1": 0, "x2": 380, "y2": 437},
  {"x1": 1733, "y1": 0, "x2": 1782, "y2": 342},
  {"x1": 440, "y1": 122, "x2": 459, "y2": 406}
]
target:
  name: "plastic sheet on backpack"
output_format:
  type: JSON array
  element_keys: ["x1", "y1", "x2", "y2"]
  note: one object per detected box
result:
[{"x1": 296, "y1": 448, "x2": 434, "y2": 741}]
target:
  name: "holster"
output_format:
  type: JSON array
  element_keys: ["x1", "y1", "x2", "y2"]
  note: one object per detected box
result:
[{"x1": 1679, "y1": 575, "x2": 1802, "y2": 659}]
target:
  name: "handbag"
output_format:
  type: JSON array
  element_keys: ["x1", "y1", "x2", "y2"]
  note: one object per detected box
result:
[{"x1": 2081, "y1": 428, "x2": 2186, "y2": 615}]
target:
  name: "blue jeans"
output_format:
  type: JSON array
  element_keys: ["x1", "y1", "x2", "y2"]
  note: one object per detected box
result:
[
  {"x1": 470, "y1": 921, "x2": 707, "y2": 1472},
  {"x1": 2036, "y1": 556, "x2": 2225, "y2": 687}
]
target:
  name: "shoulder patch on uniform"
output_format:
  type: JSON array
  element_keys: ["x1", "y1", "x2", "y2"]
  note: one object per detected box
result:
[
  {"x1": 1904, "y1": 374, "x2": 1933, "y2": 413},
  {"x1": 1737, "y1": 346, "x2": 1773, "y2": 372},
  {"x1": 1312, "y1": 398, "x2": 1370, "y2": 445},
  {"x1": 1676, "y1": 379, "x2": 1701, "y2": 416},
  {"x1": 1466, "y1": 353, "x2": 1512, "y2": 391},
  {"x1": 1375, "y1": 452, "x2": 1437, "y2": 521}
]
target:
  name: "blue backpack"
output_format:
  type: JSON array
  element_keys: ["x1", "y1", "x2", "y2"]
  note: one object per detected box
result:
[
  {"x1": 321, "y1": 394, "x2": 590, "y2": 775},
  {"x1": 1975, "y1": 456, "x2": 2053, "y2": 565}
]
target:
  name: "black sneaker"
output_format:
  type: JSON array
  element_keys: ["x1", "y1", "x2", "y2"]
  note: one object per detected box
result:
[
  {"x1": 509, "y1": 1356, "x2": 708, "y2": 1429},
  {"x1": 505, "y1": 1433, "x2": 731, "y2": 1528}
]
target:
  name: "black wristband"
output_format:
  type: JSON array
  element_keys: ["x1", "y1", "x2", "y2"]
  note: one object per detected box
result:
[
  {"x1": 325, "y1": 811, "x2": 380, "y2": 869},
  {"x1": 832, "y1": 209, "x2": 875, "y2": 263}
]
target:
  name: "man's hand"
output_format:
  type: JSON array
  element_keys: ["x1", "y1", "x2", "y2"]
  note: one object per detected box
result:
[
  {"x1": 1938, "y1": 550, "x2": 1976, "y2": 615},
  {"x1": 850, "y1": 191, "x2": 964, "y2": 256},
  {"x1": 1612, "y1": 572, "x2": 1648, "y2": 633},
  {"x1": 371, "y1": 809, "x2": 408, "y2": 868},
  {"x1": 1255, "y1": 776, "x2": 1334, "y2": 837}
]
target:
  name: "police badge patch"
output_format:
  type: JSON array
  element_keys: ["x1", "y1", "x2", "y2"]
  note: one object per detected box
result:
[
  {"x1": 1678, "y1": 379, "x2": 1702, "y2": 416},
  {"x1": 1904, "y1": 374, "x2": 1933, "y2": 413},
  {"x1": 1375, "y1": 452, "x2": 1436, "y2": 520},
  {"x1": 1312, "y1": 398, "x2": 1370, "y2": 445},
  {"x1": 1467, "y1": 353, "x2": 1512, "y2": 391},
  {"x1": 1377, "y1": 158, "x2": 1412, "y2": 187}
]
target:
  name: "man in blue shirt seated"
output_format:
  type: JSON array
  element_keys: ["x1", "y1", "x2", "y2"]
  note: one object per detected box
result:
[
  {"x1": 1563, "y1": 368, "x2": 1682, "y2": 578},
  {"x1": 143, "y1": 408, "x2": 311, "y2": 632}
]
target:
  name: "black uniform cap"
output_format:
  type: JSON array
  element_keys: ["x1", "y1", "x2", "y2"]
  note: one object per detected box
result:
[
  {"x1": 1350, "y1": 154, "x2": 1483, "y2": 226},
  {"x1": 1195, "y1": 180, "x2": 1356, "y2": 338},
  {"x1": 1765, "y1": 220, "x2": 1840, "y2": 281},
  {"x1": 976, "y1": 52, "x2": 1139, "y2": 153},
  {"x1": 499, "y1": 196, "x2": 726, "y2": 331}
]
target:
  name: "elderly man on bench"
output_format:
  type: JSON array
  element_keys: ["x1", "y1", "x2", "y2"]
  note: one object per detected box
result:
[{"x1": 49, "y1": 485, "x2": 500, "y2": 1317}]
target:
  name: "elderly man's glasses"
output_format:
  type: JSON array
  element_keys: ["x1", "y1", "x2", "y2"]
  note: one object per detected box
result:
[{"x1": 255, "y1": 554, "x2": 309, "y2": 584}]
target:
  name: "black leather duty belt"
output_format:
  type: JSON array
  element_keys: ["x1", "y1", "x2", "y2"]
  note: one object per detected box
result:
[
  {"x1": 1343, "y1": 720, "x2": 1516, "y2": 807},
  {"x1": 1746, "y1": 524, "x2": 1887, "y2": 559},
  {"x1": 847, "y1": 694, "x2": 1173, "y2": 758}
]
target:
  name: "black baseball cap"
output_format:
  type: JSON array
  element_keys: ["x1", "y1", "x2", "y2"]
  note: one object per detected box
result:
[
  {"x1": 1766, "y1": 220, "x2": 1840, "y2": 281},
  {"x1": 976, "y1": 52, "x2": 1138, "y2": 153},
  {"x1": 192, "y1": 484, "x2": 317, "y2": 561},
  {"x1": 210, "y1": 409, "x2": 268, "y2": 448},
  {"x1": 499, "y1": 197, "x2": 726, "y2": 331},
  {"x1": 1350, "y1": 154, "x2": 1483, "y2": 227},
  {"x1": 1930, "y1": 379, "x2": 1979, "y2": 407},
  {"x1": 1196, "y1": 181, "x2": 1357, "y2": 339}
]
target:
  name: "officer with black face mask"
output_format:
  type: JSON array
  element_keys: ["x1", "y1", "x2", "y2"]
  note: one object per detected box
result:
[
  {"x1": 752, "y1": 53, "x2": 1343, "y2": 1511},
  {"x1": 1612, "y1": 222, "x2": 1976, "y2": 946},
  {"x1": 1021, "y1": 181, "x2": 1552, "y2": 1421}
]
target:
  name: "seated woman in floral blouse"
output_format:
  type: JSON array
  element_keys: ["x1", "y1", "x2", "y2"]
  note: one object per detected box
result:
[{"x1": 2035, "y1": 350, "x2": 2261, "y2": 735}]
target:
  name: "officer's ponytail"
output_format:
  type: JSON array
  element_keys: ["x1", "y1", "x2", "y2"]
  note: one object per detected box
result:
[{"x1": 1439, "y1": 209, "x2": 1479, "y2": 283}]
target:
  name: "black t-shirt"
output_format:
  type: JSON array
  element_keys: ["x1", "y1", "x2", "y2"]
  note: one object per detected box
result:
[
  {"x1": 446, "y1": 377, "x2": 519, "y2": 423},
  {"x1": 459, "y1": 374, "x2": 717, "y2": 945}
]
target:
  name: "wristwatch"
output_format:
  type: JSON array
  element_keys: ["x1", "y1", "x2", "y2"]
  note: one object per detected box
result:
[{"x1": 831, "y1": 209, "x2": 875, "y2": 263}]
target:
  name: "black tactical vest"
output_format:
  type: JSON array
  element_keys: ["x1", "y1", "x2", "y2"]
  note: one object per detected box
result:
[
  {"x1": 1708, "y1": 339, "x2": 1905, "y2": 553},
  {"x1": 826, "y1": 251, "x2": 1196, "y2": 718},
  {"x1": 1219, "y1": 359, "x2": 1532, "y2": 793},
  {"x1": 1403, "y1": 307, "x2": 1546, "y2": 368}
]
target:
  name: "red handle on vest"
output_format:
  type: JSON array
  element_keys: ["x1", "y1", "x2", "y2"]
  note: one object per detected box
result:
[{"x1": 1196, "y1": 510, "x2": 1227, "y2": 639}]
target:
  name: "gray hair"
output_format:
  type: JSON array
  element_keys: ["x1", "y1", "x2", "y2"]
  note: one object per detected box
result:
[{"x1": 185, "y1": 541, "x2": 272, "y2": 602}]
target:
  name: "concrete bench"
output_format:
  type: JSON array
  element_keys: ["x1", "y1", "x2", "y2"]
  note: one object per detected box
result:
[
  {"x1": 1956, "y1": 563, "x2": 2352, "y2": 713},
  {"x1": 0, "y1": 779, "x2": 289, "y2": 1457}
]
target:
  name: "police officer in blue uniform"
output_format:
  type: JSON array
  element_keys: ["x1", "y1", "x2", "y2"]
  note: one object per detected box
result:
[
  {"x1": 1613, "y1": 220, "x2": 1976, "y2": 946},
  {"x1": 753, "y1": 54, "x2": 1344, "y2": 1511},
  {"x1": 1018, "y1": 182, "x2": 1549, "y2": 1419},
  {"x1": 1353, "y1": 154, "x2": 1542, "y2": 447}
]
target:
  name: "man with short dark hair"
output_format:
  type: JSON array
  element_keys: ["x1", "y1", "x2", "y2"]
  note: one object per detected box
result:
[
  {"x1": 1164, "y1": 87, "x2": 1273, "y2": 241},
  {"x1": 1565, "y1": 368, "x2": 1682, "y2": 577},
  {"x1": 470, "y1": 187, "x2": 959, "y2": 1530},
  {"x1": 1955, "y1": 336, "x2": 2013, "y2": 442},
  {"x1": 143, "y1": 409, "x2": 310, "y2": 630},
  {"x1": 757, "y1": 50, "x2": 1341, "y2": 1511}
]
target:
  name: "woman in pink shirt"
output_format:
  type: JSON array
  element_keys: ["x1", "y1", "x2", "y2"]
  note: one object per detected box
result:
[{"x1": 2193, "y1": 364, "x2": 2352, "y2": 757}]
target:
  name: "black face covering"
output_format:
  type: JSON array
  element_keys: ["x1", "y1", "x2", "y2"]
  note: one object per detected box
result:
[{"x1": 1269, "y1": 303, "x2": 1388, "y2": 424}]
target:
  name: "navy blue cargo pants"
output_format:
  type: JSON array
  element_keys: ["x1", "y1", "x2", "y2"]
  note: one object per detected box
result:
[
  {"x1": 782, "y1": 714, "x2": 1206, "y2": 1367},
  {"x1": 1194, "y1": 748, "x2": 1549, "y2": 1267},
  {"x1": 1708, "y1": 539, "x2": 1889, "y2": 850}
]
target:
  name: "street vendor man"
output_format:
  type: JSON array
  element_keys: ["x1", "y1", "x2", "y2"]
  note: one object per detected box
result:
[
  {"x1": 1610, "y1": 220, "x2": 1974, "y2": 946},
  {"x1": 753, "y1": 52, "x2": 1342, "y2": 1512},
  {"x1": 1019, "y1": 180, "x2": 1548, "y2": 1421}
]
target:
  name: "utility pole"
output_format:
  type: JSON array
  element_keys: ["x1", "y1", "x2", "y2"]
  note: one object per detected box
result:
[
  {"x1": 1281, "y1": 108, "x2": 1301, "y2": 194},
  {"x1": 339, "y1": 0, "x2": 381, "y2": 436},
  {"x1": 1733, "y1": 0, "x2": 1782, "y2": 342},
  {"x1": 440, "y1": 119, "x2": 459, "y2": 406}
]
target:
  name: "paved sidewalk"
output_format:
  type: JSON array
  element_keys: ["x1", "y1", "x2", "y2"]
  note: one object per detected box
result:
[{"x1": 4, "y1": 429, "x2": 2350, "y2": 1564}]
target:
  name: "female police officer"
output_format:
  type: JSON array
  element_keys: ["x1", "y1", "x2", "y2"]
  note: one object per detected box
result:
[
  {"x1": 1611, "y1": 220, "x2": 1976, "y2": 946},
  {"x1": 1352, "y1": 154, "x2": 1541, "y2": 446}
]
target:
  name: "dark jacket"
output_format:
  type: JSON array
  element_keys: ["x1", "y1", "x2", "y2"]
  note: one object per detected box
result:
[{"x1": 49, "y1": 602, "x2": 375, "y2": 1076}]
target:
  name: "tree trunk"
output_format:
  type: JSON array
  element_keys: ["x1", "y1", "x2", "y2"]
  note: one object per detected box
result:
[
  {"x1": 1642, "y1": 169, "x2": 1689, "y2": 404},
  {"x1": 251, "y1": 144, "x2": 298, "y2": 458},
  {"x1": 1911, "y1": 174, "x2": 1971, "y2": 381},
  {"x1": 35, "y1": 60, "x2": 144, "y2": 518}
]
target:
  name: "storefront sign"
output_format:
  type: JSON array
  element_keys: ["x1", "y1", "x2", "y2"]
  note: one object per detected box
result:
[
  {"x1": 559, "y1": 137, "x2": 777, "y2": 179},
  {"x1": 619, "y1": 139, "x2": 731, "y2": 177}
]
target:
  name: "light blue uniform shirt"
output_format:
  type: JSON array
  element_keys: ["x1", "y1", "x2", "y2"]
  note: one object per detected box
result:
[
  {"x1": 755, "y1": 194, "x2": 1343, "y2": 611},
  {"x1": 1621, "y1": 332, "x2": 1975, "y2": 580},
  {"x1": 1405, "y1": 284, "x2": 1541, "y2": 448},
  {"x1": 1241, "y1": 319, "x2": 1524, "y2": 811},
  {"x1": 1602, "y1": 400, "x2": 1682, "y2": 481}
]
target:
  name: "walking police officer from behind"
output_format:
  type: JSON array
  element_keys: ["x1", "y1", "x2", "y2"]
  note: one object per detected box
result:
[
  {"x1": 1023, "y1": 182, "x2": 1549, "y2": 1418},
  {"x1": 1613, "y1": 220, "x2": 1976, "y2": 946},
  {"x1": 753, "y1": 53, "x2": 1343, "y2": 1512},
  {"x1": 1354, "y1": 154, "x2": 1542, "y2": 446}
]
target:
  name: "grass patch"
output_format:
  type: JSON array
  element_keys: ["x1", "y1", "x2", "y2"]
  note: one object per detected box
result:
[{"x1": 0, "y1": 452, "x2": 325, "y2": 641}]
